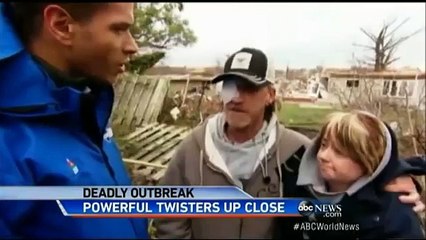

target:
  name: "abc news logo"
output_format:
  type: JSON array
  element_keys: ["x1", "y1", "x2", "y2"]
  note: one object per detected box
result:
[{"x1": 298, "y1": 200, "x2": 342, "y2": 218}]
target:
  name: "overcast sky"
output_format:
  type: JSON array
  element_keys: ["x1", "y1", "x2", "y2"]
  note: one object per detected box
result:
[{"x1": 161, "y1": 3, "x2": 426, "y2": 70}]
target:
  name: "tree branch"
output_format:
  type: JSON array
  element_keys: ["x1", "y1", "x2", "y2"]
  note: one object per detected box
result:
[
  {"x1": 386, "y1": 17, "x2": 410, "y2": 38},
  {"x1": 144, "y1": 42, "x2": 170, "y2": 49},
  {"x1": 383, "y1": 28, "x2": 423, "y2": 52},
  {"x1": 360, "y1": 28, "x2": 377, "y2": 42},
  {"x1": 353, "y1": 43, "x2": 375, "y2": 50},
  {"x1": 383, "y1": 46, "x2": 395, "y2": 65}
]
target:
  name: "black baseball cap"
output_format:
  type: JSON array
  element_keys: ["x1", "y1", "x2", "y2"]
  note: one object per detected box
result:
[{"x1": 212, "y1": 47, "x2": 275, "y2": 87}]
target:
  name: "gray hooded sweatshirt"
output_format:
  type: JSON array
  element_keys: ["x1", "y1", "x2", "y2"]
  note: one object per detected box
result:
[
  {"x1": 153, "y1": 113, "x2": 311, "y2": 239},
  {"x1": 209, "y1": 112, "x2": 278, "y2": 188}
]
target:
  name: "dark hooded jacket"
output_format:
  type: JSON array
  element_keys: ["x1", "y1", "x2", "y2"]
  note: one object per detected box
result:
[{"x1": 274, "y1": 122, "x2": 425, "y2": 239}]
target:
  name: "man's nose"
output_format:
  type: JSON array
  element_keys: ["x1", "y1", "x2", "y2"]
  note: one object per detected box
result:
[{"x1": 124, "y1": 34, "x2": 139, "y2": 56}]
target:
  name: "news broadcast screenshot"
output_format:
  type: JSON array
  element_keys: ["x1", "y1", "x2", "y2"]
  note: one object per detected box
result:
[{"x1": 1, "y1": 1, "x2": 425, "y2": 239}]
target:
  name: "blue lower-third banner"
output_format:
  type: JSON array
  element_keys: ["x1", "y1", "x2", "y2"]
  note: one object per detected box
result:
[{"x1": 57, "y1": 199, "x2": 303, "y2": 218}]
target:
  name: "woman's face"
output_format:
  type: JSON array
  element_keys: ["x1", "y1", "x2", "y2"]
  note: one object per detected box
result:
[{"x1": 316, "y1": 134, "x2": 365, "y2": 187}]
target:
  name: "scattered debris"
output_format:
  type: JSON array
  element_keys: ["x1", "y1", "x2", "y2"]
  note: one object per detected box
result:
[
  {"x1": 117, "y1": 123, "x2": 191, "y2": 185},
  {"x1": 112, "y1": 74, "x2": 170, "y2": 132},
  {"x1": 170, "y1": 107, "x2": 181, "y2": 120}
]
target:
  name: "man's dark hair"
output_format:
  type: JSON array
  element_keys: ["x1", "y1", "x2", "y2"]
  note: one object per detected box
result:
[
  {"x1": 263, "y1": 83, "x2": 276, "y2": 122},
  {"x1": 264, "y1": 101, "x2": 275, "y2": 122},
  {"x1": 7, "y1": 3, "x2": 107, "y2": 44}
]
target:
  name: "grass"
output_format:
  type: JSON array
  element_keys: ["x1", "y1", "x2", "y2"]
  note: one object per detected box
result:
[{"x1": 278, "y1": 102, "x2": 337, "y2": 130}]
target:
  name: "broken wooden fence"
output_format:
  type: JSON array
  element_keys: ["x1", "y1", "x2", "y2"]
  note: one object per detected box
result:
[
  {"x1": 112, "y1": 74, "x2": 170, "y2": 128},
  {"x1": 112, "y1": 74, "x2": 205, "y2": 185},
  {"x1": 119, "y1": 122, "x2": 191, "y2": 185},
  {"x1": 111, "y1": 74, "x2": 182, "y2": 184}
]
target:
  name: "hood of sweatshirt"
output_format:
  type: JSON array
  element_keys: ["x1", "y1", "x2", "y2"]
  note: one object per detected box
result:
[
  {"x1": 296, "y1": 115, "x2": 415, "y2": 204},
  {"x1": 205, "y1": 112, "x2": 278, "y2": 188}
]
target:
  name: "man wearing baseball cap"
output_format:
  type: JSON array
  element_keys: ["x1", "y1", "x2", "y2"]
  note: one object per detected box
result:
[{"x1": 153, "y1": 47, "x2": 424, "y2": 239}]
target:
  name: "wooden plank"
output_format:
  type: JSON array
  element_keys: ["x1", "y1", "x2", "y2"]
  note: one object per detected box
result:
[
  {"x1": 151, "y1": 147, "x2": 177, "y2": 165},
  {"x1": 134, "y1": 77, "x2": 159, "y2": 127},
  {"x1": 139, "y1": 129, "x2": 189, "y2": 162},
  {"x1": 132, "y1": 127, "x2": 188, "y2": 160},
  {"x1": 131, "y1": 129, "x2": 183, "y2": 161},
  {"x1": 122, "y1": 78, "x2": 139, "y2": 127},
  {"x1": 139, "y1": 166, "x2": 158, "y2": 178},
  {"x1": 136, "y1": 125, "x2": 178, "y2": 148},
  {"x1": 123, "y1": 158, "x2": 166, "y2": 169},
  {"x1": 114, "y1": 77, "x2": 138, "y2": 125},
  {"x1": 150, "y1": 168, "x2": 167, "y2": 182},
  {"x1": 135, "y1": 127, "x2": 190, "y2": 178},
  {"x1": 144, "y1": 78, "x2": 170, "y2": 124},
  {"x1": 181, "y1": 75, "x2": 191, "y2": 107},
  {"x1": 138, "y1": 146, "x2": 176, "y2": 178},
  {"x1": 146, "y1": 78, "x2": 170, "y2": 122},
  {"x1": 139, "y1": 146, "x2": 177, "y2": 178},
  {"x1": 135, "y1": 125, "x2": 183, "y2": 156},
  {"x1": 148, "y1": 79, "x2": 170, "y2": 122},
  {"x1": 121, "y1": 122, "x2": 159, "y2": 141},
  {"x1": 120, "y1": 78, "x2": 138, "y2": 125},
  {"x1": 123, "y1": 76, "x2": 148, "y2": 127},
  {"x1": 113, "y1": 76, "x2": 134, "y2": 120},
  {"x1": 112, "y1": 76, "x2": 129, "y2": 112},
  {"x1": 146, "y1": 142, "x2": 186, "y2": 183},
  {"x1": 132, "y1": 77, "x2": 158, "y2": 126},
  {"x1": 131, "y1": 123, "x2": 168, "y2": 144},
  {"x1": 122, "y1": 123, "x2": 191, "y2": 184},
  {"x1": 111, "y1": 80, "x2": 129, "y2": 123}
]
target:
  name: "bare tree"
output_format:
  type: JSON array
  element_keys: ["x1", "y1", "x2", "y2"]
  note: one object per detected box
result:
[
  {"x1": 332, "y1": 77, "x2": 385, "y2": 116},
  {"x1": 332, "y1": 57, "x2": 425, "y2": 157},
  {"x1": 354, "y1": 18, "x2": 423, "y2": 71}
]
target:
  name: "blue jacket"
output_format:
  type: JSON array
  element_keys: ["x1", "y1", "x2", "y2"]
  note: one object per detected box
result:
[
  {"x1": 274, "y1": 123, "x2": 425, "y2": 239},
  {"x1": 0, "y1": 3, "x2": 149, "y2": 239}
]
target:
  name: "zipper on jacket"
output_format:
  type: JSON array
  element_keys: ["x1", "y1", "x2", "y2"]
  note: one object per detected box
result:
[
  {"x1": 205, "y1": 160, "x2": 237, "y2": 187},
  {"x1": 204, "y1": 155, "x2": 246, "y2": 238},
  {"x1": 204, "y1": 151, "x2": 282, "y2": 238},
  {"x1": 239, "y1": 179, "x2": 250, "y2": 238},
  {"x1": 239, "y1": 183, "x2": 246, "y2": 238}
]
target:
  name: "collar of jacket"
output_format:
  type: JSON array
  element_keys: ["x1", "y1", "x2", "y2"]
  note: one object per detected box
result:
[
  {"x1": 32, "y1": 54, "x2": 90, "y2": 91},
  {"x1": 0, "y1": 47, "x2": 114, "y2": 121}
]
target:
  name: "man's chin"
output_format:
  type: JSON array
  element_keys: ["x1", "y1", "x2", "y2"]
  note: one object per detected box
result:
[
  {"x1": 225, "y1": 117, "x2": 251, "y2": 130},
  {"x1": 102, "y1": 74, "x2": 120, "y2": 85}
]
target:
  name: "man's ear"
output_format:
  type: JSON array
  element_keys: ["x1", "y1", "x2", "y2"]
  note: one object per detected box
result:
[
  {"x1": 267, "y1": 86, "x2": 276, "y2": 104},
  {"x1": 43, "y1": 5, "x2": 75, "y2": 46}
]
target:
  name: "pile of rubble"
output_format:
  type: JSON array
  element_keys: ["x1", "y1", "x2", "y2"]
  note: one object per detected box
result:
[{"x1": 158, "y1": 89, "x2": 223, "y2": 127}]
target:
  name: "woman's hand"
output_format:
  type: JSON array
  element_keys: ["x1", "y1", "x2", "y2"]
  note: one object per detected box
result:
[{"x1": 385, "y1": 175, "x2": 425, "y2": 212}]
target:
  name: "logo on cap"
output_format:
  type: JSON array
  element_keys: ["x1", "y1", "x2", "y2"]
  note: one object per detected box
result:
[{"x1": 230, "y1": 52, "x2": 252, "y2": 70}]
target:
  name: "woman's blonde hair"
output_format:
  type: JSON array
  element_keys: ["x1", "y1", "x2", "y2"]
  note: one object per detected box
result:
[{"x1": 318, "y1": 110, "x2": 387, "y2": 175}]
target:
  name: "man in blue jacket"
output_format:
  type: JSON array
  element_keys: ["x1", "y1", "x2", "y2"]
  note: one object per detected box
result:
[{"x1": 0, "y1": 2, "x2": 149, "y2": 239}]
